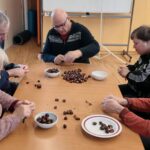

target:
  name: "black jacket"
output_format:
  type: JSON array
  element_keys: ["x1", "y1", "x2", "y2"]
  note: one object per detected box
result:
[
  {"x1": 127, "y1": 54, "x2": 150, "y2": 97},
  {"x1": 0, "y1": 41, "x2": 4, "y2": 49},
  {"x1": 41, "y1": 21, "x2": 100, "y2": 63}
]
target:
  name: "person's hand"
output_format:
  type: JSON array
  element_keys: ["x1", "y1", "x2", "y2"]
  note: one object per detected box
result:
[
  {"x1": 38, "y1": 53, "x2": 43, "y2": 61},
  {"x1": 101, "y1": 98, "x2": 124, "y2": 114},
  {"x1": 104, "y1": 95, "x2": 128, "y2": 106},
  {"x1": 54, "y1": 54, "x2": 65, "y2": 65},
  {"x1": 15, "y1": 100, "x2": 35, "y2": 108},
  {"x1": 7, "y1": 67, "x2": 29, "y2": 77},
  {"x1": 118, "y1": 66, "x2": 130, "y2": 78},
  {"x1": 14, "y1": 102, "x2": 35, "y2": 120},
  {"x1": 0, "y1": 104, "x2": 2, "y2": 117},
  {"x1": 17, "y1": 64, "x2": 29, "y2": 70},
  {"x1": 64, "y1": 50, "x2": 82, "y2": 63}
]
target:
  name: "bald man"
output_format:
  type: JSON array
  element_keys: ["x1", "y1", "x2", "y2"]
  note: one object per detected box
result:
[{"x1": 38, "y1": 9, "x2": 100, "y2": 64}]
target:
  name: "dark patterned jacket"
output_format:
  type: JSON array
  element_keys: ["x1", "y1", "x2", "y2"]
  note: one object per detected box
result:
[
  {"x1": 127, "y1": 54, "x2": 150, "y2": 97},
  {"x1": 41, "y1": 21, "x2": 100, "y2": 63}
]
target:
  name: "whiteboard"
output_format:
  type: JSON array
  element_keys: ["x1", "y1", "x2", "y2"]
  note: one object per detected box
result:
[{"x1": 43, "y1": 0, "x2": 133, "y2": 13}]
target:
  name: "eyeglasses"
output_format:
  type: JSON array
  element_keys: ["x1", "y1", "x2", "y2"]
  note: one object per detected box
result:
[{"x1": 53, "y1": 18, "x2": 68, "y2": 30}]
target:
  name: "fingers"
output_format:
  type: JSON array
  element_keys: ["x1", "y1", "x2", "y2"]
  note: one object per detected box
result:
[
  {"x1": 59, "y1": 55, "x2": 65, "y2": 62},
  {"x1": 64, "y1": 53, "x2": 75, "y2": 63},
  {"x1": 64, "y1": 56, "x2": 74, "y2": 63},
  {"x1": 0, "y1": 104, "x2": 2, "y2": 117},
  {"x1": 16, "y1": 100, "x2": 35, "y2": 109},
  {"x1": 54, "y1": 55, "x2": 65, "y2": 64},
  {"x1": 21, "y1": 104, "x2": 35, "y2": 118},
  {"x1": 18, "y1": 64, "x2": 29, "y2": 70},
  {"x1": 22, "y1": 100, "x2": 33, "y2": 105},
  {"x1": 16, "y1": 68, "x2": 29, "y2": 76},
  {"x1": 103, "y1": 95, "x2": 115, "y2": 102},
  {"x1": 22, "y1": 101, "x2": 35, "y2": 109},
  {"x1": 28, "y1": 102, "x2": 35, "y2": 111},
  {"x1": 14, "y1": 100, "x2": 35, "y2": 121},
  {"x1": 64, "y1": 51, "x2": 80, "y2": 63},
  {"x1": 38, "y1": 53, "x2": 42, "y2": 60}
]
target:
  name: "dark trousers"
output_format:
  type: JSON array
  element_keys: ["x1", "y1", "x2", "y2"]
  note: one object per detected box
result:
[
  {"x1": 118, "y1": 84, "x2": 138, "y2": 98},
  {"x1": 6, "y1": 82, "x2": 18, "y2": 96},
  {"x1": 140, "y1": 136, "x2": 150, "y2": 150}
]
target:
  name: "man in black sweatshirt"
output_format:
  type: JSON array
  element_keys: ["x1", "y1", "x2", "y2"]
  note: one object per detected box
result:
[{"x1": 38, "y1": 8, "x2": 100, "y2": 64}]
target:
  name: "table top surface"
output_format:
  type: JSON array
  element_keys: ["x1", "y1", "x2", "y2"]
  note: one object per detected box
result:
[{"x1": 0, "y1": 62, "x2": 144, "y2": 150}]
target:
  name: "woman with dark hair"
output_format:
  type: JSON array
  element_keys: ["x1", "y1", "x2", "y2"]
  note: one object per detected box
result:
[{"x1": 118, "y1": 25, "x2": 150, "y2": 98}]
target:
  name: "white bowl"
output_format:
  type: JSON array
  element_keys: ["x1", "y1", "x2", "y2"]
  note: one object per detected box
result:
[
  {"x1": 44, "y1": 68, "x2": 60, "y2": 78},
  {"x1": 34, "y1": 112, "x2": 58, "y2": 129},
  {"x1": 91, "y1": 71, "x2": 108, "y2": 80}
]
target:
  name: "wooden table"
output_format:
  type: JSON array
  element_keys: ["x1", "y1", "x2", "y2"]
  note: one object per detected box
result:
[{"x1": 0, "y1": 62, "x2": 144, "y2": 150}]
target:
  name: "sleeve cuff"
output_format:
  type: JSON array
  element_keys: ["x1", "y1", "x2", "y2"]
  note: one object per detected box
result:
[
  {"x1": 4, "y1": 63, "x2": 15, "y2": 70},
  {"x1": 123, "y1": 97, "x2": 133, "y2": 108},
  {"x1": 126, "y1": 72, "x2": 130, "y2": 79},
  {"x1": 8, "y1": 100, "x2": 19, "y2": 113},
  {"x1": 119, "y1": 108, "x2": 130, "y2": 120},
  {"x1": 41, "y1": 54, "x2": 55, "y2": 62}
]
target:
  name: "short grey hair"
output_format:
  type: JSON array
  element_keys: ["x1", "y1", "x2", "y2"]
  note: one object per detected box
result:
[{"x1": 0, "y1": 11, "x2": 10, "y2": 27}]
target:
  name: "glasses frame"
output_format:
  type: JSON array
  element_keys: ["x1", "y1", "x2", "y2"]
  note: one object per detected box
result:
[{"x1": 53, "y1": 18, "x2": 68, "y2": 30}]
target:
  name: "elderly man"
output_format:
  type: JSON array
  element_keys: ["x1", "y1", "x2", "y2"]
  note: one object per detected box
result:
[
  {"x1": 38, "y1": 8, "x2": 100, "y2": 64},
  {"x1": 0, "y1": 11, "x2": 29, "y2": 95}
]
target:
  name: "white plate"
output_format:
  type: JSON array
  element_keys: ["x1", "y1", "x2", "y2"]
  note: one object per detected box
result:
[
  {"x1": 81, "y1": 114, "x2": 122, "y2": 138},
  {"x1": 91, "y1": 71, "x2": 108, "y2": 80}
]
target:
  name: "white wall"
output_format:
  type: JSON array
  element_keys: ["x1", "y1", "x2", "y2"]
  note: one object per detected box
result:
[
  {"x1": 0, "y1": 0, "x2": 24, "y2": 49},
  {"x1": 43, "y1": 0, "x2": 133, "y2": 13}
]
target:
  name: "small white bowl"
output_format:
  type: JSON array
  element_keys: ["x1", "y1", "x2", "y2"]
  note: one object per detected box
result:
[
  {"x1": 44, "y1": 68, "x2": 60, "y2": 78},
  {"x1": 91, "y1": 71, "x2": 108, "y2": 80},
  {"x1": 34, "y1": 112, "x2": 58, "y2": 129}
]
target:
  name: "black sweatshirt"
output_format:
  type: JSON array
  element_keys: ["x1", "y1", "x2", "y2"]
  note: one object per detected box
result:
[
  {"x1": 41, "y1": 21, "x2": 100, "y2": 63},
  {"x1": 127, "y1": 54, "x2": 150, "y2": 97}
]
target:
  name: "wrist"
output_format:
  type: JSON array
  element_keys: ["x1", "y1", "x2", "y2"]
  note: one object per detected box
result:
[
  {"x1": 116, "y1": 105, "x2": 124, "y2": 114},
  {"x1": 13, "y1": 112, "x2": 24, "y2": 121},
  {"x1": 121, "y1": 98, "x2": 128, "y2": 106},
  {"x1": 126, "y1": 71, "x2": 130, "y2": 79},
  {"x1": 7, "y1": 70, "x2": 13, "y2": 77},
  {"x1": 75, "y1": 50, "x2": 82, "y2": 58},
  {"x1": 8, "y1": 100, "x2": 19, "y2": 112},
  {"x1": 54, "y1": 57, "x2": 56, "y2": 63}
]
